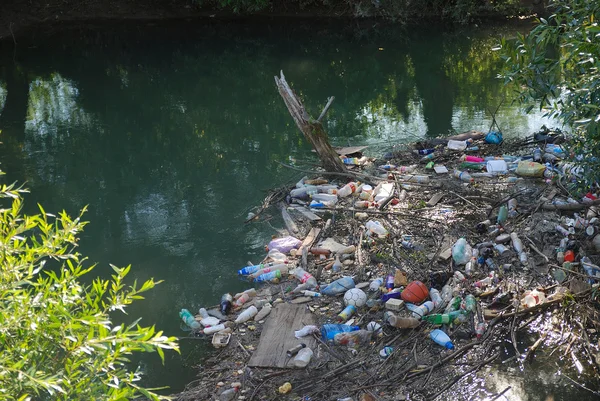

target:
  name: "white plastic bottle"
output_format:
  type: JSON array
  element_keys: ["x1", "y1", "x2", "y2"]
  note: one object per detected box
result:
[
  {"x1": 337, "y1": 182, "x2": 357, "y2": 198},
  {"x1": 254, "y1": 303, "x2": 272, "y2": 321},
  {"x1": 429, "y1": 288, "x2": 443, "y2": 309},
  {"x1": 293, "y1": 347, "x2": 313, "y2": 368},
  {"x1": 235, "y1": 306, "x2": 258, "y2": 323}
]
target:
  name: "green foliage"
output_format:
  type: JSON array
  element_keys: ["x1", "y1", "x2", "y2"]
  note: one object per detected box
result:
[
  {"x1": 191, "y1": 0, "x2": 527, "y2": 22},
  {"x1": 0, "y1": 174, "x2": 179, "y2": 400},
  {"x1": 499, "y1": 0, "x2": 600, "y2": 188}
]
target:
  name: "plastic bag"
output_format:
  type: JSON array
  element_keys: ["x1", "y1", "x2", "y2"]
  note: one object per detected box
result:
[
  {"x1": 452, "y1": 238, "x2": 472, "y2": 265},
  {"x1": 485, "y1": 131, "x2": 503, "y2": 144},
  {"x1": 267, "y1": 236, "x2": 302, "y2": 254},
  {"x1": 515, "y1": 161, "x2": 546, "y2": 177}
]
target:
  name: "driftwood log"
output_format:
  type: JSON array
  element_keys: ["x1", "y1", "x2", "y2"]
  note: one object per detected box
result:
[{"x1": 275, "y1": 71, "x2": 348, "y2": 173}]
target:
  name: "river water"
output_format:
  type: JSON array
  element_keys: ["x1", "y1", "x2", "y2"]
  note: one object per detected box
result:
[{"x1": 0, "y1": 20, "x2": 595, "y2": 400}]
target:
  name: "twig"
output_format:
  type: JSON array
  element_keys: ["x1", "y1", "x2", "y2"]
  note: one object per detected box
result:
[
  {"x1": 490, "y1": 386, "x2": 512, "y2": 401},
  {"x1": 525, "y1": 236, "x2": 549, "y2": 263},
  {"x1": 317, "y1": 96, "x2": 335, "y2": 122},
  {"x1": 561, "y1": 374, "x2": 600, "y2": 396}
]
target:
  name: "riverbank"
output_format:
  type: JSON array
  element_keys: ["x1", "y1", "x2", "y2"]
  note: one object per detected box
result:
[
  {"x1": 0, "y1": 0, "x2": 545, "y2": 40},
  {"x1": 175, "y1": 131, "x2": 600, "y2": 400}
]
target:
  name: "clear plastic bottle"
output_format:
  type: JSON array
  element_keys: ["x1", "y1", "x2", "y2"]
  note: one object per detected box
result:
[
  {"x1": 388, "y1": 314, "x2": 420, "y2": 328},
  {"x1": 234, "y1": 288, "x2": 257, "y2": 300},
  {"x1": 332, "y1": 255, "x2": 343, "y2": 272},
  {"x1": 429, "y1": 288, "x2": 443, "y2": 308},
  {"x1": 219, "y1": 387, "x2": 238, "y2": 401},
  {"x1": 463, "y1": 294, "x2": 476, "y2": 312},
  {"x1": 399, "y1": 164, "x2": 418, "y2": 173},
  {"x1": 311, "y1": 193, "x2": 338, "y2": 204},
  {"x1": 369, "y1": 277, "x2": 384, "y2": 291},
  {"x1": 290, "y1": 267, "x2": 318, "y2": 292},
  {"x1": 508, "y1": 198, "x2": 518, "y2": 217},
  {"x1": 234, "y1": 293, "x2": 251, "y2": 308},
  {"x1": 497, "y1": 206, "x2": 508, "y2": 224},
  {"x1": 453, "y1": 169, "x2": 474, "y2": 183},
  {"x1": 510, "y1": 233, "x2": 524, "y2": 253},
  {"x1": 333, "y1": 329, "x2": 372, "y2": 347},
  {"x1": 440, "y1": 285, "x2": 453, "y2": 305},
  {"x1": 179, "y1": 309, "x2": 201, "y2": 330},
  {"x1": 204, "y1": 322, "x2": 233, "y2": 335},
  {"x1": 293, "y1": 347, "x2": 313, "y2": 368},
  {"x1": 337, "y1": 182, "x2": 357, "y2": 198},
  {"x1": 254, "y1": 303, "x2": 272, "y2": 321},
  {"x1": 408, "y1": 301, "x2": 434, "y2": 319},
  {"x1": 365, "y1": 220, "x2": 389, "y2": 236},
  {"x1": 354, "y1": 200, "x2": 372, "y2": 209}
]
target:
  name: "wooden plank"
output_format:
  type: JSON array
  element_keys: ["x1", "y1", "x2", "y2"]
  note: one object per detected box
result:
[
  {"x1": 291, "y1": 205, "x2": 322, "y2": 222},
  {"x1": 426, "y1": 193, "x2": 445, "y2": 207},
  {"x1": 248, "y1": 304, "x2": 316, "y2": 368},
  {"x1": 333, "y1": 145, "x2": 368, "y2": 156},
  {"x1": 296, "y1": 227, "x2": 321, "y2": 256}
]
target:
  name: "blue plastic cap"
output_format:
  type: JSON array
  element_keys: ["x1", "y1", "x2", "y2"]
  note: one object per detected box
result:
[{"x1": 445, "y1": 342, "x2": 455, "y2": 350}]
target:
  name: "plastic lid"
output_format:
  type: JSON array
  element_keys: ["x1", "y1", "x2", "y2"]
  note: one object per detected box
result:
[{"x1": 445, "y1": 342, "x2": 455, "y2": 350}]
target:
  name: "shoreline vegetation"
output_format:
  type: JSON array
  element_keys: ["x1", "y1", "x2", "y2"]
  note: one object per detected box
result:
[{"x1": 0, "y1": 0, "x2": 547, "y2": 40}]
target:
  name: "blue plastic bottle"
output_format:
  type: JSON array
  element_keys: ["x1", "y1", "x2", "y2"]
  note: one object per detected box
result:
[
  {"x1": 321, "y1": 276, "x2": 355, "y2": 296},
  {"x1": 430, "y1": 329, "x2": 455, "y2": 349},
  {"x1": 321, "y1": 324, "x2": 360, "y2": 341}
]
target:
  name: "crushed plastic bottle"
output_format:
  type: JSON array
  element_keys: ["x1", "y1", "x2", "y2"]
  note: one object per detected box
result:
[
  {"x1": 334, "y1": 329, "x2": 372, "y2": 347},
  {"x1": 295, "y1": 325, "x2": 320, "y2": 338},
  {"x1": 290, "y1": 267, "x2": 318, "y2": 293},
  {"x1": 321, "y1": 324, "x2": 360, "y2": 342},
  {"x1": 321, "y1": 276, "x2": 355, "y2": 296},
  {"x1": 337, "y1": 182, "x2": 357, "y2": 198}
]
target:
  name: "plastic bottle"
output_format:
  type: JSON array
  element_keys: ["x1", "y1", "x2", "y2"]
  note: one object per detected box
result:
[
  {"x1": 301, "y1": 290, "x2": 322, "y2": 297},
  {"x1": 385, "y1": 274, "x2": 395, "y2": 291},
  {"x1": 337, "y1": 182, "x2": 357, "y2": 198},
  {"x1": 447, "y1": 140, "x2": 468, "y2": 151},
  {"x1": 399, "y1": 165, "x2": 418, "y2": 173},
  {"x1": 321, "y1": 276, "x2": 355, "y2": 296},
  {"x1": 321, "y1": 324, "x2": 360, "y2": 342},
  {"x1": 507, "y1": 199, "x2": 518, "y2": 218},
  {"x1": 290, "y1": 185, "x2": 318, "y2": 199},
  {"x1": 421, "y1": 153, "x2": 435, "y2": 162},
  {"x1": 234, "y1": 293, "x2": 251, "y2": 308},
  {"x1": 293, "y1": 347, "x2": 313, "y2": 368},
  {"x1": 510, "y1": 233, "x2": 524, "y2": 253},
  {"x1": 408, "y1": 301, "x2": 434, "y2": 319},
  {"x1": 452, "y1": 238, "x2": 472, "y2": 265},
  {"x1": 234, "y1": 288, "x2": 257, "y2": 300},
  {"x1": 533, "y1": 148, "x2": 542, "y2": 162},
  {"x1": 474, "y1": 276, "x2": 493, "y2": 288},
  {"x1": 204, "y1": 322, "x2": 233, "y2": 335},
  {"x1": 333, "y1": 329, "x2": 372, "y2": 347},
  {"x1": 444, "y1": 296, "x2": 462, "y2": 314},
  {"x1": 423, "y1": 314, "x2": 452, "y2": 324},
  {"x1": 556, "y1": 225, "x2": 570, "y2": 236},
  {"x1": 497, "y1": 205, "x2": 508, "y2": 225},
  {"x1": 454, "y1": 271, "x2": 466, "y2": 282},
  {"x1": 220, "y1": 293, "x2": 233, "y2": 315},
  {"x1": 354, "y1": 200, "x2": 372, "y2": 209},
  {"x1": 235, "y1": 305, "x2": 258, "y2": 323},
  {"x1": 429, "y1": 288, "x2": 443, "y2": 308},
  {"x1": 414, "y1": 148, "x2": 435, "y2": 155},
  {"x1": 369, "y1": 277, "x2": 384, "y2": 291},
  {"x1": 179, "y1": 309, "x2": 201, "y2": 330},
  {"x1": 253, "y1": 270, "x2": 281, "y2": 283},
  {"x1": 365, "y1": 220, "x2": 389, "y2": 236},
  {"x1": 332, "y1": 255, "x2": 343, "y2": 272},
  {"x1": 239, "y1": 261, "x2": 286, "y2": 276},
  {"x1": 290, "y1": 268, "x2": 318, "y2": 292},
  {"x1": 430, "y1": 329, "x2": 455, "y2": 349},
  {"x1": 337, "y1": 305, "x2": 356, "y2": 322},
  {"x1": 219, "y1": 387, "x2": 238, "y2": 401},
  {"x1": 440, "y1": 285, "x2": 453, "y2": 305},
  {"x1": 311, "y1": 193, "x2": 338, "y2": 204},
  {"x1": 388, "y1": 314, "x2": 420, "y2": 328},
  {"x1": 475, "y1": 321, "x2": 487, "y2": 338},
  {"x1": 250, "y1": 264, "x2": 289, "y2": 280},
  {"x1": 402, "y1": 175, "x2": 430, "y2": 184},
  {"x1": 463, "y1": 294, "x2": 476, "y2": 312},
  {"x1": 453, "y1": 169, "x2": 474, "y2": 183},
  {"x1": 295, "y1": 325, "x2": 319, "y2": 338},
  {"x1": 199, "y1": 313, "x2": 220, "y2": 327},
  {"x1": 254, "y1": 303, "x2": 272, "y2": 321}
]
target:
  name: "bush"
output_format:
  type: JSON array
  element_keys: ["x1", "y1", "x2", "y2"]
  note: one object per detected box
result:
[
  {"x1": 0, "y1": 173, "x2": 179, "y2": 400},
  {"x1": 498, "y1": 0, "x2": 600, "y2": 189}
]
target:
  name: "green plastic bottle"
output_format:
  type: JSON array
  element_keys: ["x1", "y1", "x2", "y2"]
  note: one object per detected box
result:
[
  {"x1": 423, "y1": 314, "x2": 451, "y2": 324},
  {"x1": 497, "y1": 205, "x2": 508, "y2": 224},
  {"x1": 464, "y1": 294, "x2": 476, "y2": 312}
]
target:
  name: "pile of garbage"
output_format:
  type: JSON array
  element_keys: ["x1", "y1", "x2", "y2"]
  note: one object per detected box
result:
[{"x1": 176, "y1": 129, "x2": 600, "y2": 401}]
